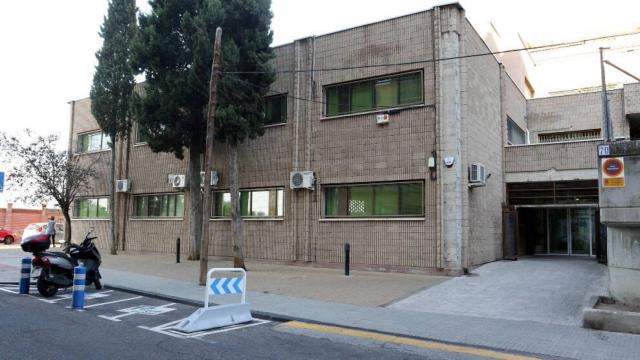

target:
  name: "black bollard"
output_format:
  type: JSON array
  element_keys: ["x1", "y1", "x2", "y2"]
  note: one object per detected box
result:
[
  {"x1": 176, "y1": 238, "x2": 181, "y2": 263},
  {"x1": 344, "y1": 242, "x2": 350, "y2": 276}
]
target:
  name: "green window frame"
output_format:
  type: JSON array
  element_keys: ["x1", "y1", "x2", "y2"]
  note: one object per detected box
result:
[
  {"x1": 212, "y1": 188, "x2": 284, "y2": 218},
  {"x1": 74, "y1": 197, "x2": 109, "y2": 219},
  {"x1": 325, "y1": 71, "x2": 423, "y2": 117},
  {"x1": 324, "y1": 182, "x2": 424, "y2": 218},
  {"x1": 77, "y1": 131, "x2": 111, "y2": 153},
  {"x1": 264, "y1": 94, "x2": 287, "y2": 126},
  {"x1": 135, "y1": 123, "x2": 150, "y2": 144},
  {"x1": 133, "y1": 193, "x2": 185, "y2": 218}
]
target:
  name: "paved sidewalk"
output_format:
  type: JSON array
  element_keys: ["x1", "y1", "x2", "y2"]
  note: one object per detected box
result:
[{"x1": 101, "y1": 268, "x2": 640, "y2": 360}]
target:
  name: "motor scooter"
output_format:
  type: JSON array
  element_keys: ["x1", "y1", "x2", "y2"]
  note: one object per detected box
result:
[{"x1": 21, "y1": 229, "x2": 103, "y2": 297}]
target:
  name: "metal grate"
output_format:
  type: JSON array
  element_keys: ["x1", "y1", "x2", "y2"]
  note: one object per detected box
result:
[{"x1": 538, "y1": 129, "x2": 601, "y2": 143}]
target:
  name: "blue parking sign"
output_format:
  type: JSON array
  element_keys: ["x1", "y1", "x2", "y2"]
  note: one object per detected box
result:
[{"x1": 0, "y1": 171, "x2": 4, "y2": 193}]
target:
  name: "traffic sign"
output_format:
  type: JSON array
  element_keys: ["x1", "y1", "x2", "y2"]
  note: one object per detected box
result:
[
  {"x1": 601, "y1": 157, "x2": 625, "y2": 188},
  {"x1": 209, "y1": 277, "x2": 243, "y2": 295},
  {"x1": 0, "y1": 171, "x2": 4, "y2": 193},
  {"x1": 598, "y1": 144, "x2": 611, "y2": 157}
]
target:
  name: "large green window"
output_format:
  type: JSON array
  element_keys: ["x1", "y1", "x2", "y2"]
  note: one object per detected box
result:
[
  {"x1": 325, "y1": 182, "x2": 424, "y2": 218},
  {"x1": 325, "y1": 71, "x2": 423, "y2": 116},
  {"x1": 133, "y1": 193, "x2": 185, "y2": 218},
  {"x1": 264, "y1": 94, "x2": 287, "y2": 126},
  {"x1": 77, "y1": 131, "x2": 111, "y2": 153},
  {"x1": 74, "y1": 197, "x2": 109, "y2": 219},
  {"x1": 212, "y1": 188, "x2": 284, "y2": 218}
]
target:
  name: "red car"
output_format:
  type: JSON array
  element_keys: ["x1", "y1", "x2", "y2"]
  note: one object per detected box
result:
[{"x1": 0, "y1": 227, "x2": 18, "y2": 245}]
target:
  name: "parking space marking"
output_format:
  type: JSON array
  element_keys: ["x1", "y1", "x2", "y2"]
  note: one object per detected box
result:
[
  {"x1": 139, "y1": 318, "x2": 271, "y2": 339},
  {"x1": 0, "y1": 287, "x2": 18, "y2": 294},
  {"x1": 35, "y1": 290, "x2": 113, "y2": 304},
  {"x1": 82, "y1": 296, "x2": 143, "y2": 309},
  {"x1": 98, "y1": 303, "x2": 176, "y2": 322}
]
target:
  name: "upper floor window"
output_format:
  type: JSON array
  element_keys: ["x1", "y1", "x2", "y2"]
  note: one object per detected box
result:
[
  {"x1": 135, "y1": 124, "x2": 149, "y2": 144},
  {"x1": 264, "y1": 94, "x2": 287, "y2": 126},
  {"x1": 325, "y1": 71, "x2": 423, "y2": 117},
  {"x1": 78, "y1": 131, "x2": 111, "y2": 153},
  {"x1": 212, "y1": 188, "x2": 284, "y2": 218},
  {"x1": 133, "y1": 193, "x2": 185, "y2": 218},
  {"x1": 74, "y1": 197, "x2": 109, "y2": 219},
  {"x1": 507, "y1": 118, "x2": 526, "y2": 145},
  {"x1": 538, "y1": 129, "x2": 601, "y2": 143},
  {"x1": 324, "y1": 181, "x2": 424, "y2": 218}
]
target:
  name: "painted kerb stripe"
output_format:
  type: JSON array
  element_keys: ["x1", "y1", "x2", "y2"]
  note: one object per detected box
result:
[{"x1": 283, "y1": 321, "x2": 540, "y2": 360}]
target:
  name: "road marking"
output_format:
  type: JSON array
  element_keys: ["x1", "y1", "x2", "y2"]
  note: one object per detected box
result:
[
  {"x1": 139, "y1": 318, "x2": 270, "y2": 339},
  {"x1": 0, "y1": 287, "x2": 18, "y2": 294},
  {"x1": 99, "y1": 303, "x2": 176, "y2": 321},
  {"x1": 282, "y1": 321, "x2": 540, "y2": 360},
  {"x1": 84, "y1": 296, "x2": 143, "y2": 309}
]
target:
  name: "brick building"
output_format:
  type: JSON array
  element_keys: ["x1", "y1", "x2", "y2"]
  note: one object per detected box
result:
[
  {"x1": 0, "y1": 203, "x2": 63, "y2": 240},
  {"x1": 67, "y1": 3, "x2": 640, "y2": 274}
]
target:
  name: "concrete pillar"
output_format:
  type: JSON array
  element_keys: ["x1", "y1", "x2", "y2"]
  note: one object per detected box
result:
[
  {"x1": 437, "y1": 6, "x2": 464, "y2": 274},
  {"x1": 607, "y1": 227, "x2": 640, "y2": 307}
]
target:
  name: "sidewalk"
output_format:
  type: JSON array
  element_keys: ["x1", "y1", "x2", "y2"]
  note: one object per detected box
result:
[{"x1": 102, "y1": 267, "x2": 640, "y2": 360}]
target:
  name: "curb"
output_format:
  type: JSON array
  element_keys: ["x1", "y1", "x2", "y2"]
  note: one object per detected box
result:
[{"x1": 104, "y1": 282, "x2": 553, "y2": 360}]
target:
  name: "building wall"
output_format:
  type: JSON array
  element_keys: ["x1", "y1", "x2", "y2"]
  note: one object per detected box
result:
[
  {"x1": 504, "y1": 140, "x2": 600, "y2": 174},
  {"x1": 624, "y1": 82, "x2": 640, "y2": 115},
  {"x1": 460, "y1": 19, "x2": 503, "y2": 266}
]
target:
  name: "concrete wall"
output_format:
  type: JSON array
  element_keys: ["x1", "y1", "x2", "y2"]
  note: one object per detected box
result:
[
  {"x1": 624, "y1": 82, "x2": 640, "y2": 115},
  {"x1": 504, "y1": 140, "x2": 600, "y2": 174},
  {"x1": 460, "y1": 18, "x2": 503, "y2": 266}
]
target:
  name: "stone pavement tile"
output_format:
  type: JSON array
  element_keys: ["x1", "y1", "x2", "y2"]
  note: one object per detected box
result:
[{"x1": 102, "y1": 268, "x2": 640, "y2": 360}]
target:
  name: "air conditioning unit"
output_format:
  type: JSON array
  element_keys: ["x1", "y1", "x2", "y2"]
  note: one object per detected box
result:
[
  {"x1": 116, "y1": 179, "x2": 130, "y2": 193},
  {"x1": 469, "y1": 163, "x2": 486, "y2": 185},
  {"x1": 170, "y1": 174, "x2": 187, "y2": 188},
  {"x1": 376, "y1": 113, "x2": 389, "y2": 125},
  {"x1": 290, "y1": 171, "x2": 315, "y2": 190},
  {"x1": 200, "y1": 170, "x2": 220, "y2": 188}
]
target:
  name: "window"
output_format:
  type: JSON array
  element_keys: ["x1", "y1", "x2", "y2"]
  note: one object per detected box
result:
[
  {"x1": 264, "y1": 94, "x2": 287, "y2": 125},
  {"x1": 212, "y1": 188, "x2": 284, "y2": 218},
  {"x1": 77, "y1": 131, "x2": 111, "y2": 153},
  {"x1": 74, "y1": 197, "x2": 109, "y2": 219},
  {"x1": 325, "y1": 71, "x2": 423, "y2": 116},
  {"x1": 136, "y1": 124, "x2": 149, "y2": 144},
  {"x1": 325, "y1": 182, "x2": 424, "y2": 218},
  {"x1": 507, "y1": 118, "x2": 526, "y2": 145},
  {"x1": 538, "y1": 129, "x2": 601, "y2": 143},
  {"x1": 133, "y1": 193, "x2": 185, "y2": 218}
]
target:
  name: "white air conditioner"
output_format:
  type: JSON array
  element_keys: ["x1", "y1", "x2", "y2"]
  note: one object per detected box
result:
[
  {"x1": 469, "y1": 163, "x2": 486, "y2": 185},
  {"x1": 200, "y1": 170, "x2": 220, "y2": 188},
  {"x1": 290, "y1": 171, "x2": 315, "y2": 190},
  {"x1": 376, "y1": 113, "x2": 389, "y2": 125},
  {"x1": 170, "y1": 174, "x2": 187, "y2": 188},
  {"x1": 116, "y1": 179, "x2": 130, "y2": 193}
]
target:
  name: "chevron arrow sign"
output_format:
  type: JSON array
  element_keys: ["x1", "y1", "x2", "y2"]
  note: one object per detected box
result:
[{"x1": 209, "y1": 277, "x2": 243, "y2": 295}]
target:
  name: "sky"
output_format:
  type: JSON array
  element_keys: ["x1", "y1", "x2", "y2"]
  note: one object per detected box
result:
[{"x1": 0, "y1": 0, "x2": 639, "y2": 208}]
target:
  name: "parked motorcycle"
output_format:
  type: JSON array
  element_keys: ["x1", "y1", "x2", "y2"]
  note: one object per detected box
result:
[{"x1": 21, "y1": 229, "x2": 103, "y2": 297}]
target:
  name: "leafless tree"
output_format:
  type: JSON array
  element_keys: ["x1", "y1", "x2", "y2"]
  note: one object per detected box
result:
[{"x1": 0, "y1": 131, "x2": 97, "y2": 242}]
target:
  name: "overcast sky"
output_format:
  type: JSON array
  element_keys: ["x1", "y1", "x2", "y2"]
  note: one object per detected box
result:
[{"x1": 1, "y1": 0, "x2": 639, "y2": 207}]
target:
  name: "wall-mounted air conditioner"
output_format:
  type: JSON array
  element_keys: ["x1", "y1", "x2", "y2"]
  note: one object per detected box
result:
[
  {"x1": 469, "y1": 163, "x2": 486, "y2": 186},
  {"x1": 200, "y1": 170, "x2": 220, "y2": 188},
  {"x1": 290, "y1": 171, "x2": 315, "y2": 190},
  {"x1": 376, "y1": 113, "x2": 389, "y2": 125},
  {"x1": 169, "y1": 174, "x2": 187, "y2": 188},
  {"x1": 116, "y1": 179, "x2": 130, "y2": 193}
]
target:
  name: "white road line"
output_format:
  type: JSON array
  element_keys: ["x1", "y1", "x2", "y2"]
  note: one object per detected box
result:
[
  {"x1": 0, "y1": 287, "x2": 18, "y2": 294},
  {"x1": 139, "y1": 318, "x2": 271, "y2": 339},
  {"x1": 84, "y1": 296, "x2": 142, "y2": 308}
]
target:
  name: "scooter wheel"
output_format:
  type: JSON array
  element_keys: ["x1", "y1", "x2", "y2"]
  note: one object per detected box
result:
[
  {"x1": 37, "y1": 275, "x2": 58, "y2": 297},
  {"x1": 94, "y1": 278, "x2": 103, "y2": 290}
]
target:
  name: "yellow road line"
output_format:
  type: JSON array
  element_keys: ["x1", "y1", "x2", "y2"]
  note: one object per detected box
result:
[{"x1": 283, "y1": 321, "x2": 540, "y2": 360}]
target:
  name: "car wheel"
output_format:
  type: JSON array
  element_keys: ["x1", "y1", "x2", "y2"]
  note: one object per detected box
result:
[
  {"x1": 37, "y1": 274, "x2": 58, "y2": 297},
  {"x1": 4, "y1": 236, "x2": 13, "y2": 245}
]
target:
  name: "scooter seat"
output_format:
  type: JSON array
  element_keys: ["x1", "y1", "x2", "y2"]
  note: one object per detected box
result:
[{"x1": 42, "y1": 251, "x2": 78, "y2": 266}]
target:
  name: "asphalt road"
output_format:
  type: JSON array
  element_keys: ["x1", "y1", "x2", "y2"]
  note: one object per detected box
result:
[{"x1": 0, "y1": 285, "x2": 502, "y2": 360}]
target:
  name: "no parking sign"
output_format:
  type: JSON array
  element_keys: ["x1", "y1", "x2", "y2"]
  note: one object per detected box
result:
[{"x1": 601, "y1": 157, "x2": 625, "y2": 188}]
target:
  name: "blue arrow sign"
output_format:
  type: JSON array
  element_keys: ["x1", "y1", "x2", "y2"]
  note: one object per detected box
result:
[
  {"x1": 0, "y1": 171, "x2": 4, "y2": 193},
  {"x1": 209, "y1": 277, "x2": 243, "y2": 295}
]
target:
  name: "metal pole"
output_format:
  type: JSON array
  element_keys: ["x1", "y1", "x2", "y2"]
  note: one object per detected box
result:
[
  {"x1": 599, "y1": 47, "x2": 613, "y2": 142},
  {"x1": 199, "y1": 27, "x2": 223, "y2": 286},
  {"x1": 344, "y1": 242, "x2": 350, "y2": 276},
  {"x1": 176, "y1": 238, "x2": 181, "y2": 263}
]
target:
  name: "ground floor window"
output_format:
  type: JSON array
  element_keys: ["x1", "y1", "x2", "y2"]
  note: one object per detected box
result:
[
  {"x1": 212, "y1": 188, "x2": 284, "y2": 218},
  {"x1": 74, "y1": 197, "x2": 109, "y2": 219},
  {"x1": 324, "y1": 181, "x2": 424, "y2": 217},
  {"x1": 133, "y1": 193, "x2": 185, "y2": 218}
]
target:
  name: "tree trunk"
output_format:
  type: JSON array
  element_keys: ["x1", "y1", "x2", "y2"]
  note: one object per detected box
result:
[
  {"x1": 228, "y1": 142, "x2": 246, "y2": 269},
  {"x1": 121, "y1": 132, "x2": 132, "y2": 251},
  {"x1": 109, "y1": 134, "x2": 118, "y2": 255},
  {"x1": 62, "y1": 207, "x2": 72, "y2": 242},
  {"x1": 188, "y1": 149, "x2": 203, "y2": 260}
]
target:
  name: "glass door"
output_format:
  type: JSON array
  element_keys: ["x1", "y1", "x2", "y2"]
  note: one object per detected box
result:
[
  {"x1": 571, "y1": 208, "x2": 594, "y2": 255},
  {"x1": 548, "y1": 209, "x2": 569, "y2": 254}
]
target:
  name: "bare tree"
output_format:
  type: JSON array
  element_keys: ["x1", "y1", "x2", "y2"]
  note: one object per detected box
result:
[{"x1": 0, "y1": 131, "x2": 97, "y2": 242}]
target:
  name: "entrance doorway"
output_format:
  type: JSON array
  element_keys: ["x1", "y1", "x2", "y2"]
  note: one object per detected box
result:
[{"x1": 519, "y1": 207, "x2": 598, "y2": 256}]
